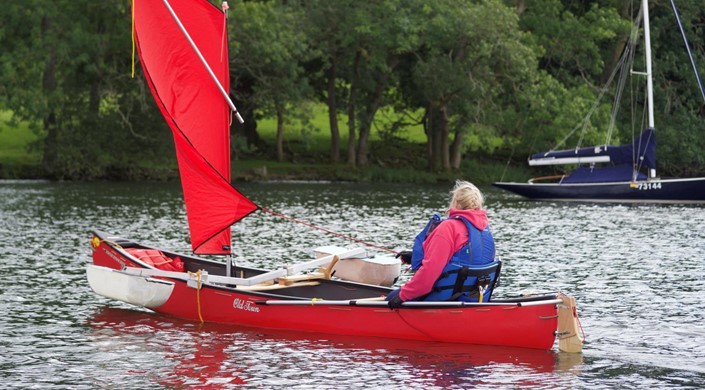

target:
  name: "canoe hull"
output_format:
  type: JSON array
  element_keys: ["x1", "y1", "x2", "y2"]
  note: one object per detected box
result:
[{"x1": 89, "y1": 231, "x2": 562, "y2": 350}]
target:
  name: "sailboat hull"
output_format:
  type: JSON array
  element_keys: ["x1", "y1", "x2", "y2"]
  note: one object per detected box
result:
[
  {"x1": 89, "y1": 231, "x2": 567, "y2": 351},
  {"x1": 494, "y1": 177, "x2": 705, "y2": 203}
]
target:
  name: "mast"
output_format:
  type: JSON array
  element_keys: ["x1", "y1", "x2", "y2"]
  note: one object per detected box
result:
[{"x1": 642, "y1": 0, "x2": 656, "y2": 178}]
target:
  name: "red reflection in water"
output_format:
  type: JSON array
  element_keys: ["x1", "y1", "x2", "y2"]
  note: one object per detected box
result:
[{"x1": 88, "y1": 307, "x2": 581, "y2": 388}]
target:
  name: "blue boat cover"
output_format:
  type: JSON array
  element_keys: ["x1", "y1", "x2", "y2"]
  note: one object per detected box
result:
[
  {"x1": 562, "y1": 164, "x2": 647, "y2": 183},
  {"x1": 531, "y1": 128, "x2": 656, "y2": 169}
]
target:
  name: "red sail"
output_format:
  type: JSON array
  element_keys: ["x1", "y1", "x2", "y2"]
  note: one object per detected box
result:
[{"x1": 134, "y1": 0, "x2": 257, "y2": 254}]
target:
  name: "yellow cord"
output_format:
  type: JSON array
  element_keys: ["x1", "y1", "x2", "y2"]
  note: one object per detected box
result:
[
  {"x1": 188, "y1": 270, "x2": 204, "y2": 323},
  {"x1": 311, "y1": 298, "x2": 322, "y2": 306},
  {"x1": 131, "y1": 0, "x2": 135, "y2": 78}
]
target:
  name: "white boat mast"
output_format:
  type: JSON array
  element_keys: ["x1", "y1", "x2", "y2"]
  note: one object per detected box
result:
[
  {"x1": 642, "y1": 0, "x2": 655, "y2": 129},
  {"x1": 642, "y1": 0, "x2": 656, "y2": 178}
]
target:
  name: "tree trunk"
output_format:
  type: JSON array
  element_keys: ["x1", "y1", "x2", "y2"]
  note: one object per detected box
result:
[
  {"x1": 231, "y1": 76, "x2": 263, "y2": 150},
  {"x1": 426, "y1": 105, "x2": 444, "y2": 171},
  {"x1": 346, "y1": 51, "x2": 362, "y2": 167},
  {"x1": 439, "y1": 104, "x2": 451, "y2": 170},
  {"x1": 356, "y1": 77, "x2": 386, "y2": 166},
  {"x1": 356, "y1": 57, "x2": 398, "y2": 166},
  {"x1": 424, "y1": 108, "x2": 433, "y2": 170},
  {"x1": 515, "y1": 0, "x2": 526, "y2": 16},
  {"x1": 276, "y1": 106, "x2": 284, "y2": 162},
  {"x1": 41, "y1": 16, "x2": 58, "y2": 174},
  {"x1": 450, "y1": 127, "x2": 465, "y2": 170},
  {"x1": 326, "y1": 58, "x2": 340, "y2": 163}
]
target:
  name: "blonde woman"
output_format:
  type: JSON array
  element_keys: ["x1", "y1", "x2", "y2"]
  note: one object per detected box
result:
[{"x1": 387, "y1": 180, "x2": 498, "y2": 308}]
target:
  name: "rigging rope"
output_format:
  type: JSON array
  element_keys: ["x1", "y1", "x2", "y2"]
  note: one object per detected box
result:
[
  {"x1": 548, "y1": 8, "x2": 644, "y2": 153},
  {"x1": 260, "y1": 207, "x2": 399, "y2": 254},
  {"x1": 670, "y1": 0, "x2": 705, "y2": 105}
]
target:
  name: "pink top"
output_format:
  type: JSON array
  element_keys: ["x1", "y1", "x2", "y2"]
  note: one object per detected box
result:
[{"x1": 399, "y1": 208, "x2": 490, "y2": 301}]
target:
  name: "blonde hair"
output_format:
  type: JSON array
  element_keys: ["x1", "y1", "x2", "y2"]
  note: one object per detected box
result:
[{"x1": 449, "y1": 180, "x2": 484, "y2": 210}]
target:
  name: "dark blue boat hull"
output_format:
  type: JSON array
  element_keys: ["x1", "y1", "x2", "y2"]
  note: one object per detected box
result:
[{"x1": 493, "y1": 177, "x2": 705, "y2": 203}]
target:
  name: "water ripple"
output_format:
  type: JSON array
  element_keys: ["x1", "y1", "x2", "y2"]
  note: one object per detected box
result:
[{"x1": 1, "y1": 181, "x2": 704, "y2": 388}]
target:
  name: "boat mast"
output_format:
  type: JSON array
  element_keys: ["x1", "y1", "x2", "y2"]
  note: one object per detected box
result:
[{"x1": 642, "y1": 0, "x2": 656, "y2": 178}]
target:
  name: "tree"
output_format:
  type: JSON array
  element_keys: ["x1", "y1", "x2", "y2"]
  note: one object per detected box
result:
[
  {"x1": 0, "y1": 0, "x2": 167, "y2": 179},
  {"x1": 298, "y1": 0, "x2": 359, "y2": 164},
  {"x1": 231, "y1": 1, "x2": 314, "y2": 162},
  {"x1": 351, "y1": 0, "x2": 421, "y2": 166},
  {"x1": 406, "y1": 0, "x2": 540, "y2": 171}
]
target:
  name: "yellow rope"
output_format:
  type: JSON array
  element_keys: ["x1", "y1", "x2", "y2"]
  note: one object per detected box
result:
[{"x1": 188, "y1": 270, "x2": 204, "y2": 323}]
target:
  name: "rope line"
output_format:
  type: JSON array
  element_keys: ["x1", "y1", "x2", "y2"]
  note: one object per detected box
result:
[
  {"x1": 260, "y1": 207, "x2": 398, "y2": 254},
  {"x1": 187, "y1": 270, "x2": 204, "y2": 323}
]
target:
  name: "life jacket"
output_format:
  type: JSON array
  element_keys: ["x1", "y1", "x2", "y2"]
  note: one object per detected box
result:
[
  {"x1": 125, "y1": 248, "x2": 185, "y2": 273},
  {"x1": 412, "y1": 215, "x2": 500, "y2": 302},
  {"x1": 410, "y1": 213, "x2": 442, "y2": 271}
]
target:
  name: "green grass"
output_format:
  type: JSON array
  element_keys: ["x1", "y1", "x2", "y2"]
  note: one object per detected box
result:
[
  {"x1": 256, "y1": 104, "x2": 427, "y2": 152},
  {"x1": 0, "y1": 111, "x2": 41, "y2": 166}
]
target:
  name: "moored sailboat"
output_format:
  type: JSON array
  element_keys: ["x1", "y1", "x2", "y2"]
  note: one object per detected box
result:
[
  {"x1": 87, "y1": 0, "x2": 583, "y2": 352},
  {"x1": 494, "y1": 0, "x2": 705, "y2": 203}
]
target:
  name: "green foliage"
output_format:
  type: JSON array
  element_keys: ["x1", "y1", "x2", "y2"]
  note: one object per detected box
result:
[
  {"x1": 519, "y1": 0, "x2": 631, "y2": 86},
  {"x1": 0, "y1": 0, "x2": 703, "y2": 180}
]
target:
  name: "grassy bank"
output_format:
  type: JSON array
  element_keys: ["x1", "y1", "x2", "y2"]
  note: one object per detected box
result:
[
  {"x1": 0, "y1": 111, "x2": 43, "y2": 178},
  {"x1": 0, "y1": 109, "x2": 530, "y2": 184}
]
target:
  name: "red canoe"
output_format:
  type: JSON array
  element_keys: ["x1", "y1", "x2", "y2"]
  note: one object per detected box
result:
[{"x1": 88, "y1": 230, "x2": 582, "y2": 351}]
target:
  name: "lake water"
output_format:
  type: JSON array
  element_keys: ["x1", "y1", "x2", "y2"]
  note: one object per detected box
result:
[{"x1": 1, "y1": 180, "x2": 704, "y2": 388}]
